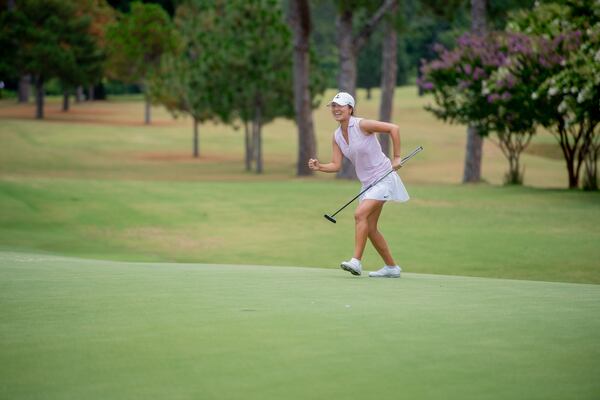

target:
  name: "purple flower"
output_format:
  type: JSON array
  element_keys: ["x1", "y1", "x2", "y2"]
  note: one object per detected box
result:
[
  {"x1": 505, "y1": 74, "x2": 516, "y2": 89},
  {"x1": 417, "y1": 76, "x2": 434, "y2": 91},
  {"x1": 433, "y1": 43, "x2": 446, "y2": 54},
  {"x1": 506, "y1": 33, "x2": 534, "y2": 57},
  {"x1": 457, "y1": 35, "x2": 470, "y2": 47},
  {"x1": 472, "y1": 67, "x2": 486, "y2": 80},
  {"x1": 497, "y1": 53, "x2": 507, "y2": 65},
  {"x1": 487, "y1": 94, "x2": 499, "y2": 103},
  {"x1": 429, "y1": 60, "x2": 445, "y2": 71},
  {"x1": 458, "y1": 80, "x2": 471, "y2": 90}
]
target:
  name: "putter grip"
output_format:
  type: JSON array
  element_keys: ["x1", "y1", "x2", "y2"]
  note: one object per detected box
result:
[{"x1": 400, "y1": 146, "x2": 423, "y2": 166}]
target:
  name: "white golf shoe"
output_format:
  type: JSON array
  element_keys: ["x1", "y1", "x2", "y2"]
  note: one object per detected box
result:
[
  {"x1": 340, "y1": 258, "x2": 362, "y2": 276},
  {"x1": 369, "y1": 265, "x2": 401, "y2": 278}
]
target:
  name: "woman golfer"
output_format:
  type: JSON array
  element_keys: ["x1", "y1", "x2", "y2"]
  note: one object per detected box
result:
[{"x1": 308, "y1": 92, "x2": 409, "y2": 278}]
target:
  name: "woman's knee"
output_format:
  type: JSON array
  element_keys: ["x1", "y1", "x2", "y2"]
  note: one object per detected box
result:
[
  {"x1": 367, "y1": 226, "x2": 380, "y2": 238},
  {"x1": 354, "y1": 208, "x2": 369, "y2": 223},
  {"x1": 355, "y1": 200, "x2": 382, "y2": 224}
]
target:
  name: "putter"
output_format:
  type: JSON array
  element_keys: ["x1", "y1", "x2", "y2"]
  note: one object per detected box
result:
[{"x1": 324, "y1": 146, "x2": 423, "y2": 223}]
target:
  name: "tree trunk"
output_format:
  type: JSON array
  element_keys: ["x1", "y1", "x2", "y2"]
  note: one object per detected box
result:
[
  {"x1": 10, "y1": 2, "x2": 28, "y2": 103},
  {"x1": 555, "y1": 120, "x2": 590, "y2": 189},
  {"x1": 583, "y1": 145, "x2": 598, "y2": 191},
  {"x1": 289, "y1": 0, "x2": 317, "y2": 176},
  {"x1": 567, "y1": 161, "x2": 578, "y2": 188},
  {"x1": 557, "y1": 133, "x2": 579, "y2": 189},
  {"x1": 62, "y1": 91, "x2": 70, "y2": 112},
  {"x1": 417, "y1": 67, "x2": 425, "y2": 97},
  {"x1": 335, "y1": 0, "x2": 396, "y2": 179},
  {"x1": 87, "y1": 84, "x2": 95, "y2": 101},
  {"x1": 76, "y1": 86, "x2": 85, "y2": 103},
  {"x1": 193, "y1": 117, "x2": 199, "y2": 158},
  {"x1": 505, "y1": 153, "x2": 522, "y2": 185},
  {"x1": 463, "y1": 0, "x2": 487, "y2": 183},
  {"x1": 244, "y1": 120, "x2": 253, "y2": 171},
  {"x1": 34, "y1": 75, "x2": 44, "y2": 119},
  {"x1": 336, "y1": 9, "x2": 358, "y2": 179},
  {"x1": 471, "y1": 0, "x2": 487, "y2": 35},
  {"x1": 378, "y1": 3, "x2": 398, "y2": 159},
  {"x1": 253, "y1": 101, "x2": 263, "y2": 174},
  {"x1": 582, "y1": 126, "x2": 599, "y2": 190},
  {"x1": 18, "y1": 75, "x2": 30, "y2": 103},
  {"x1": 336, "y1": 9, "x2": 357, "y2": 96},
  {"x1": 144, "y1": 95, "x2": 151, "y2": 125},
  {"x1": 463, "y1": 126, "x2": 483, "y2": 183},
  {"x1": 336, "y1": 0, "x2": 397, "y2": 96}
]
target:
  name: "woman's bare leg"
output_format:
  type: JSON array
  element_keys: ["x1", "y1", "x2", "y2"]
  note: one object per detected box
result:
[
  {"x1": 353, "y1": 200, "x2": 386, "y2": 260},
  {"x1": 366, "y1": 204, "x2": 396, "y2": 266}
]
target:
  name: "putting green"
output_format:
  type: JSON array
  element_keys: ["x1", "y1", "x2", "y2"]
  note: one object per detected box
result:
[{"x1": 1, "y1": 251, "x2": 599, "y2": 399}]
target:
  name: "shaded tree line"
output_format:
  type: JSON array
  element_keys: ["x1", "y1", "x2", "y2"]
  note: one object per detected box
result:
[
  {"x1": 3, "y1": 0, "x2": 576, "y2": 184},
  {"x1": 0, "y1": 0, "x2": 113, "y2": 118}
]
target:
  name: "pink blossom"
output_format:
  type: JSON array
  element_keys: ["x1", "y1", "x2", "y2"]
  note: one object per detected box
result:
[
  {"x1": 472, "y1": 67, "x2": 486, "y2": 80},
  {"x1": 487, "y1": 94, "x2": 500, "y2": 103},
  {"x1": 505, "y1": 74, "x2": 517, "y2": 88},
  {"x1": 458, "y1": 80, "x2": 471, "y2": 90}
]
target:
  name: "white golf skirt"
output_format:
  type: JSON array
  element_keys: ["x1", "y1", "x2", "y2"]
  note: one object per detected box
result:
[{"x1": 359, "y1": 171, "x2": 410, "y2": 203}]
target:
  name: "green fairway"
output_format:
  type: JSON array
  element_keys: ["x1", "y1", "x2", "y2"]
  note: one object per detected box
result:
[
  {"x1": 1, "y1": 251, "x2": 599, "y2": 399},
  {"x1": 1, "y1": 88, "x2": 599, "y2": 399},
  {"x1": 1, "y1": 89, "x2": 599, "y2": 284},
  {"x1": 0, "y1": 87, "x2": 576, "y2": 187},
  {"x1": 1, "y1": 178, "x2": 599, "y2": 284}
]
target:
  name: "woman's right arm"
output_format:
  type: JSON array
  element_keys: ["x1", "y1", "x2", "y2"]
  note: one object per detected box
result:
[{"x1": 308, "y1": 137, "x2": 343, "y2": 173}]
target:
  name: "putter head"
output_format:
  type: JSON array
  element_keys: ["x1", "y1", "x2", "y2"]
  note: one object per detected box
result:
[{"x1": 324, "y1": 214, "x2": 337, "y2": 223}]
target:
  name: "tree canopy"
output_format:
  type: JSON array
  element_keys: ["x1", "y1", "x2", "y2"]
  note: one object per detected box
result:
[
  {"x1": 0, "y1": 0, "x2": 104, "y2": 118},
  {"x1": 420, "y1": 0, "x2": 599, "y2": 188},
  {"x1": 150, "y1": 0, "x2": 325, "y2": 172},
  {"x1": 105, "y1": 1, "x2": 178, "y2": 123}
]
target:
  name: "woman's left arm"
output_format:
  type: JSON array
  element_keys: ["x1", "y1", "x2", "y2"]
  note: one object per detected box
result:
[{"x1": 359, "y1": 119, "x2": 402, "y2": 169}]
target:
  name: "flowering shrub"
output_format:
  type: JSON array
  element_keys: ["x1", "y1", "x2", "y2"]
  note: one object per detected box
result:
[
  {"x1": 420, "y1": 0, "x2": 598, "y2": 188},
  {"x1": 419, "y1": 32, "x2": 542, "y2": 184},
  {"x1": 509, "y1": 0, "x2": 599, "y2": 189},
  {"x1": 537, "y1": 23, "x2": 600, "y2": 189},
  {"x1": 418, "y1": 33, "x2": 505, "y2": 136}
]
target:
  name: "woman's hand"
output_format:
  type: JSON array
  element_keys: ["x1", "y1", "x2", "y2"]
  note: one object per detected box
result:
[
  {"x1": 392, "y1": 156, "x2": 403, "y2": 170},
  {"x1": 308, "y1": 158, "x2": 320, "y2": 171}
]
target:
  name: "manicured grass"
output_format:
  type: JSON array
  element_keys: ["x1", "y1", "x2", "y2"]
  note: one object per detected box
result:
[
  {"x1": 0, "y1": 87, "x2": 574, "y2": 187},
  {"x1": 1, "y1": 178, "x2": 599, "y2": 284},
  {"x1": 1, "y1": 252, "x2": 599, "y2": 400},
  {"x1": 1, "y1": 88, "x2": 599, "y2": 399},
  {"x1": 1, "y1": 88, "x2": 598, "y2": 283}
]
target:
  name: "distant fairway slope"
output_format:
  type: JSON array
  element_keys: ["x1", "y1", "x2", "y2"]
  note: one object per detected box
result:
[
  {"x1": 2, "y1": 88, "x2": 599, "y2": 285},
  {"x1": 1, "y1": 252, "x2": 599, "y2": 400},
  {"x1": 1, "y1": 178, "x2": 599, "y2": 284}
]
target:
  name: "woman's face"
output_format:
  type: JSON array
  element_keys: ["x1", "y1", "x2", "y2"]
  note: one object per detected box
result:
[{"x1": 330, "y1": 103, "x2": 352, "y2": 122}]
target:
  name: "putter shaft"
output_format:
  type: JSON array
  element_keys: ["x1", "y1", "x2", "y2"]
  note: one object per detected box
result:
[{"x1": 324, "y1": 146, "x2": 423, "y2": 223}]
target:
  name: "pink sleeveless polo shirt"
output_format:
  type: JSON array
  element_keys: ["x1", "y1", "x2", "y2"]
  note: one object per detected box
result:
[{"x1": 334, "y1": 117, "x2": 391, "y2": 186}]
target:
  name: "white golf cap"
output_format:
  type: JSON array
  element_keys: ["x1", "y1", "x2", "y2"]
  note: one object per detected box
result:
[{"x1": 327, "y1": 92, "x2": 355, "y2": 108}]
